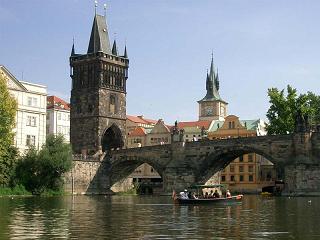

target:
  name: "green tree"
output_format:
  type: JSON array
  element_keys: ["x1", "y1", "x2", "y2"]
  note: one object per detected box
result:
[
  {"x1": 16, "y1": 134, "x2": 72, "y2": 194},
  {"x1": 266, "y1": 85, "x2": 320, "y2": 135},
  {"x1": 0, "y1": 74, "x2": 18, "y2": 186}
]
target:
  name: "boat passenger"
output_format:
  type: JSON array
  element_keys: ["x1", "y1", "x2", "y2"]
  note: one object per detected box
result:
[
  {"x1": 213, "y1": 189, "x2": 220, "y2": 198},
  {"x1": 204, "y1": 192, "x2": 209, "y2": 199},
  {"x1": 226, "y1": 190, "x2": 232, "y2": 198},
  {"x1": 192, "y1": 192, "x2": 198, "y2": 199},
  {"x1": 209, "y1": 190, "x2": 214, "y2": 198},
  {"x1": 180, "y1": 189, "x2": 189, "y2": 199}
]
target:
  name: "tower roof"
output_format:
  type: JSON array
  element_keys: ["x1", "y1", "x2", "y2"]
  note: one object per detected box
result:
[
  {"x1": 87, "y1": 14, "x2": 111, "y2": 54},
  {"x1": 199, "y1": 56, "x2": 226, "y2": 103}
]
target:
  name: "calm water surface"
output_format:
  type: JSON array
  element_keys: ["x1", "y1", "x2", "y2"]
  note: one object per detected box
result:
[{"x1": 0, "y1": 195, "x2": 319, "y2": 239}]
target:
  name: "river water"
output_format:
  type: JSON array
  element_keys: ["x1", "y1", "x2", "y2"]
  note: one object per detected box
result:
[{"x1": 0, "y1": 195, "x2": 319, "y2": 239}]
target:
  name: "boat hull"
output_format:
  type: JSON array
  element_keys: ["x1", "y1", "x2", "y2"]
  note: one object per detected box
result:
[{"x1": 175, "y1": 195, "x2": 243, "y2": 204}]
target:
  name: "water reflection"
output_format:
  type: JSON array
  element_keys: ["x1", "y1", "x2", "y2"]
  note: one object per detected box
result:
[{"x1": 0, "y1": 195, "x2": 320, "y2": 239}]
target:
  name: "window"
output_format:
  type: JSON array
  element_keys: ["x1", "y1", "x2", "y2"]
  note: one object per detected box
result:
[
  {"x1": 248, "y1": 154, "x2": 254, "y2": 162},
  {"x1": 239, "y1": 166, "x2": 244, "y2": 172},
  {"x1": 249, "y1": 175, "x2": 254, "y2": 182},
  {"x1": 230, "y1": 175, "x2": 235, "y2": 182},
  {"x1": 239, "y1": 155, "x2": 243, "y2": 162},
  {"x1": 221, "y1": 175, "x2": 226, "y2": 182},
  {"x1": 230, "y1": 165, "x2": 234, "y2": 172},
  {"x1": 239, "y1": 175, "x2": 244, "y2": 182},
  {"x1": 151, "y1": 168, "x2": 154, "y2": 173},
  {"x1": 58, "y1": 113, "x2": 62, "y2": 120},
  {"x1": 26, "y1": 135, "x2": 36, "y2": 146},
  {"x1": 110, "y1": 95, "x2": 116, "y2": 114},
  {"x1": 27, "y1": 97, "x2": 38, "y2": 107},
  {"x1": 228, "y1": 122, "x2": 232, "y2": 129},
  {"x1": 249, "y1": 166, "x2": 254, "y2": 173},
  {"x1": 26, "y1": 116, "x2": 36, "y2": 127}
]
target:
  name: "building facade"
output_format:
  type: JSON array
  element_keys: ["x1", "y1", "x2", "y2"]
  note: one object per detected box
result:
[
  {"x1": 70, "y1": 11, "x2": 129, "y2": 155},
  {"x1": 0, "y1": 65, "x2": 47, "y2": 153},
  {"x1": 46, "y1": 96, "x2": 70, "y2": 142},
  {"x1": 198, "y1": 56, "x2": 228, "y2": 121},
  {"x1": 207, "y1": 115, "x2": 275, "y2": 193}
]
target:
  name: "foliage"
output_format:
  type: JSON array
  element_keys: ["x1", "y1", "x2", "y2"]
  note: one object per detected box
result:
[
  {"x1": 0, "y1": 185, "x2": 31, "y2": 196},
  {"x1": 266, "y1": 85, "x2": 320, "y2": 134},
  {"x1": 0, "y1": 146, "x2": 18, "y2": 187},
  {"x1": 0, "y1": 74, "x2": 18, "y2": 187},
  {"x1": 15, "y1": 135, "x2": 72, "y2": 195},
  {"x1": 0, "y1": 74, "x2": 17, "y2": 158}
]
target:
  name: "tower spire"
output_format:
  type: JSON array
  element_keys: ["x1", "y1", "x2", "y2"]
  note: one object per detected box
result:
[{"x1": 71, "y1": 38, "x2": 75, "y2": 56}]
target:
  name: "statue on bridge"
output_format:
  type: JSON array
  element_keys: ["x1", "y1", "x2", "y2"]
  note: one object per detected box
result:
[{"x1": 295, "y1": 109, "x2": 310, "y2": 133}]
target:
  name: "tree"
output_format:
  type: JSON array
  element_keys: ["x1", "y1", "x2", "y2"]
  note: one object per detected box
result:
[
  {"x1": 266, "y1": 85, "x2": 320, "y2": 135},
  {"x1": 15, "y1": 134, "x2": 72, "y2": 194},
  {"x1": 0, "y1": 73, "x2": 17, "y2": 186}
]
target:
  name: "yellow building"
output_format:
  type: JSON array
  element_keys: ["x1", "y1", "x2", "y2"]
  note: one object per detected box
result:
[{"x1": 208, "y1": 115, "x2": 275, "y2": 193}]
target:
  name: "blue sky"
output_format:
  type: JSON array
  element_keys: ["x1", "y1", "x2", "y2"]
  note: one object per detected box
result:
[{"x1": 1, "y1": 0, "x2": 320, "y2": 124}]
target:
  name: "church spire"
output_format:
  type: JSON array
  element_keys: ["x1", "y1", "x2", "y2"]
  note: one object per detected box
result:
[
  {"x1": 87, "y1": 14, "x2": 111, "y2": 54},
  {"x1": 112, "y1": 40, "x2": 118, "y2": 55},
  {"x1": 215, "y1": 68, "x2": 220, "y2": 91}
]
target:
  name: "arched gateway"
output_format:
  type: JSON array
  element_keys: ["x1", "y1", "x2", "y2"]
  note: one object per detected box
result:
[{"x1": 101, "y1": 124, "x2": 124, "y2": 152}]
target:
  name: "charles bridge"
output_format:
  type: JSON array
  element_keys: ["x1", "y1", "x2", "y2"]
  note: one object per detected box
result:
[{"x1": 65, "y1": 131, "x2": 320, "y2": 196}]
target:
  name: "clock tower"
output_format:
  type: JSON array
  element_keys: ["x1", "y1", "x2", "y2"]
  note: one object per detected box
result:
[{"x1": 198, "y1": 56, "x2": 227, "y2": 121}]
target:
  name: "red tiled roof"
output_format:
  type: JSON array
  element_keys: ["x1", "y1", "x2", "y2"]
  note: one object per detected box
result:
[
  {"x1": 47, "y1": 96, "x2": 70, "y2": 111},
  {"x1": 128, "y1": 127, "x2": 146, "y2": 137},
  {"x1": 177, "y1": 120, "x2": 211, "y2": 130},
  {"x1": 126, "y1": 115, "x2": 157, "y2": 125}
]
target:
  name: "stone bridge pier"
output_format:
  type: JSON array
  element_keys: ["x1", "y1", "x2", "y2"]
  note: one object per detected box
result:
[{"x1": 65, "y1": 132, "x2": 320, "y2": 196}]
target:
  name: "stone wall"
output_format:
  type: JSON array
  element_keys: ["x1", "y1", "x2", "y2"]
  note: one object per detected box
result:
[{"x1": 284, "y1": 164, "x2": 320, "y2": 196}]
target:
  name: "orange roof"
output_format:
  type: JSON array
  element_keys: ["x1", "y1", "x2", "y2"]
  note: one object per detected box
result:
[
  {"x1": 177, "y1": 120, "x2": 211, "y2": 130},
  {"x1": 128, "y1": 127, "x2": 146, "y2": 137},
  {"x1": 47, "y1": 96, "x2": 70, "y2": 111},
  {"x1": 126, "y1": 115, "x2": 157, "y2": 125}
]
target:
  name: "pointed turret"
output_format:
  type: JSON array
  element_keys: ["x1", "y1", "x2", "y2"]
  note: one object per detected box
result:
[
  {"x1": 215, "y1": 68, "x2": 220, "y2": 91},
  {"x1": 87, "y1": 14, "x2": 111, "y2": 54},
  {"x1": 123, "y1": 45, "x2": 128, "y2": 58},
  {"x1": 71, "y1": 42, "x2": 75, "y2": 56},
  {"x1": 112, "y1": 40, "x2": 118, "y2": 55}
]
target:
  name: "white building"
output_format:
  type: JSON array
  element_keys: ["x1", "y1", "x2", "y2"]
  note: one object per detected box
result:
[
  {"x1": 0, "y1": 65, "x2": 47, "y2": 153},
  {"x1": 46, "y1": 96, "x2": 70, "y2": 142}
]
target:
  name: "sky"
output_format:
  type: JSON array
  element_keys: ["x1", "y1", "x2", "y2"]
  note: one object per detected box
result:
[{"x1": 1, "y1": 0, "x2": 320, "y2": 124}]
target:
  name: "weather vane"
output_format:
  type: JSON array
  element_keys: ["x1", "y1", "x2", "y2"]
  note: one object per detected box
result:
[
  {"x1": 94, "y1": 0, "x2": 98, "y2": 14},
  {"x1": 104, "y1": 3, "x2": 107, "y2": 16}
]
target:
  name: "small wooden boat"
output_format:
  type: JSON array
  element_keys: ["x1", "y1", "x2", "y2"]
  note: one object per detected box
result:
[{"x1": 173, "y1": 184, "x2": 243, "y2": 205}]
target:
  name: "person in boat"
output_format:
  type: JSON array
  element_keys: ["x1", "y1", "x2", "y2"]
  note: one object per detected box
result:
[
  {"x1": 213, "y1": 189, "x2": 220, "y2": 198},
  {"x1": 179, "y1": 189, "x2": 189, "y2": 199},
  {"x1": 226, "y1": 189, "x2": 232, "y2": 198},
  {"x1": 192, "y1": 192, "x2": 198, "y2": 199},
  {"x1": 204, "y1": 192, "x2": 209, "y2": 199},
  {"x1": 209, "y1": 190, "x2": 214, "y2": 198}
]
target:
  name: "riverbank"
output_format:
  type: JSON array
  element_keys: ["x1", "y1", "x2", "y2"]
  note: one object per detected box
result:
[{"x1": 0, "y1": 186, "x2": 68, "y2": 197}]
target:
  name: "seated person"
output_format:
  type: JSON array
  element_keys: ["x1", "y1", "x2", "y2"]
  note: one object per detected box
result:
[
  {"x1": 192, "y1": 192, "x2": 198, "y2": 199},
  {"x1": 226, "y1": 189, "x2": 232, "y2": 198},
  {"x1": 180, "y1": 189, "x2": 189, "y2": 199},
  {"x1": 209, "y1": 190, "x2": 214, "y2": 198},
  {"x1": 213, "y1": 189, "x2": 220, "y2": 198}
]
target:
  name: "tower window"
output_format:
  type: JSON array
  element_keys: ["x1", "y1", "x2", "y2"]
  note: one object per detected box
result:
[{"x1": 109, "y1": 95, "x2": 116, "y2": 114}]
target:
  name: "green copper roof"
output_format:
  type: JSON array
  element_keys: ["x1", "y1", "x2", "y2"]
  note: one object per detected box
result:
[
  {"x1": 198, "y1": 56, "x2": 225, "y2": 102},
  {"x1": 208, "y1": 120, "x2": 224, "y2": 132},
  {"x1": 239, "y1": 120, "x2": 260, "y2": 131}
]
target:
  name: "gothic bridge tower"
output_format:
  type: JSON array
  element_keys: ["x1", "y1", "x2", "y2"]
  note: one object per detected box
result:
[{"x1": 70, "y1": 11, "x2": 129, "y2": 155}]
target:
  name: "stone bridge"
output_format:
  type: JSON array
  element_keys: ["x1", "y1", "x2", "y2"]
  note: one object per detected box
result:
[{"x1": 65, "y1": 132, "x2": 320, "y2": 195}]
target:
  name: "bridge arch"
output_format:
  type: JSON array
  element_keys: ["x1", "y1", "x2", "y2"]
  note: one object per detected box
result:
[
  {"x1": 196, "y1": 145, "x2": 276, "y2": 184},
  {"x1": 109, "y1": 157, "x2": 165, "y2": 186},
  {"x1": 101, "y1": 124, "x2": 124, "y2": 152}
]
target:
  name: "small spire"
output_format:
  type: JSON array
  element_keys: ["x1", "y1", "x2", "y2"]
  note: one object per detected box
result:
[
  {"x1": 112, "y1": 39, "x2": 118, "y2": 55},
  {"x1": 123, "y1": 45, "x2": 128, "y2": 58},
  {"x1": 71, "y1": 38, "x2": 75, "y2": 56},
  {"x1": 215, "y1": 68, "x2": 220, "y2": 91}
]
